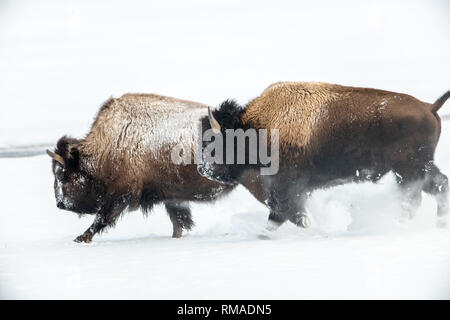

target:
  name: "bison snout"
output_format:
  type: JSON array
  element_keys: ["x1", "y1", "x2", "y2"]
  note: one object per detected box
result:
[{"x1": 57, "y1": 201, "x2": 66, "y2": 209}]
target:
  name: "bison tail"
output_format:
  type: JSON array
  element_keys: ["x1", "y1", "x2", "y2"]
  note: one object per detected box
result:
[{"x1": 431, "y1": 90, "x2": 450, "y2": 113}]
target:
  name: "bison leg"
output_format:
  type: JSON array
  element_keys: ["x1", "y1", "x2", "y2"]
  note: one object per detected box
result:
[
  {"x1": 165, "y1": 202, "x2": 194, "y2": 238},
  {"x1": 423, "y1": 164, "x2": 449, "y2": 226},
  {"x1": 74, "y1": 202, "x2": 126, "y2": 243},
  {"x1": 267, "y1": 186, "x2": 310, "y2": 230},
  {"x1": 394, "y1": 168, "x2": 424, "y2": 220},
  {"x1": 267, "y1": 188, "x2": 292, "y2": 230},
  {"x1": 288, "y1": 193, "x2": 311, "y2": 228},
  {"x1": 74, "y1": 214, "x2": 109, "y2": 243}
]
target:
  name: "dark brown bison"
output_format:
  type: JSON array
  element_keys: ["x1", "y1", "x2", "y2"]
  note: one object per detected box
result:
[
  {"x1": 47, "y1": 94, "x2": 237, "y2": 243},
  {"x1": 200, "y1": 82, "x2": 450, "y2": 229}
]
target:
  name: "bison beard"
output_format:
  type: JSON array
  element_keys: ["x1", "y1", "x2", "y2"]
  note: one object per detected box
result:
[{"x1": 200, "y1": 82, "x2": 450, "y2": 230}]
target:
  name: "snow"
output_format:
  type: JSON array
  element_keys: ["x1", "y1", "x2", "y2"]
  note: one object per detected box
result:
[
  {"x1": 1, "y1": 0, "x2": 450, "y2": 299},
  {"x1": 2, "y1": 125, "x2": 450, "y2": 299}
]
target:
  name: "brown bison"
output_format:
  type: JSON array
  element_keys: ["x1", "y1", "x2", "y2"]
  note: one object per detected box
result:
[
  {"x1": 200, "y1": 82, "x2": 450, "y2": 229},
  {"x1": 47, "y1": 94, "x2": 237, "y2": 243}
]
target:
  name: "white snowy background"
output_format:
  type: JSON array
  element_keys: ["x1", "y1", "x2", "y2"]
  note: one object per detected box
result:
[{"x1": 1, "y1": 0, "x2": 450, "y2": 299}]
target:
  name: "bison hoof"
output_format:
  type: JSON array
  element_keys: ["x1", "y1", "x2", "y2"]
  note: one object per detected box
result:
[
  {"x1": 298, "y1": 215, "x2": 311, "y2": 228},
  {"x1": 172, "y1": 229, "x2": 183, "y2": 238},
  {"x1": 266, "y1": 220, "x2": 281, "y2": 231},
  {"x1": 74, "y1": 234, "x2": 93, "y2": 243}
]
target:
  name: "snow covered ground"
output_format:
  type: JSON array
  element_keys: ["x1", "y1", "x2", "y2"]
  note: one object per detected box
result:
[
  {"x1": 1, "y1": 0, "x2": 450, "y2": 299},
  {"x1": 1, "y1": 132, "x2": 450, "y2": 299}
]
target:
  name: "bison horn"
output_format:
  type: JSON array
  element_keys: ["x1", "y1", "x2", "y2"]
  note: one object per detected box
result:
[
  {"x1": 208, "y1": 107, "x2": 221, "y2": 134},
  {"x1": 46, "y1": 149, "x2": 65, "y2": 167}
]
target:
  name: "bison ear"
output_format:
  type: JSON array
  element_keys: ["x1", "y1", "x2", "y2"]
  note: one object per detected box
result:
[
  {"x1": 67, "y1": 144, "x2": 80, "y2": 163},
  {"x1": 55, "y1": 136, "x2": 81, "y2": 168}
]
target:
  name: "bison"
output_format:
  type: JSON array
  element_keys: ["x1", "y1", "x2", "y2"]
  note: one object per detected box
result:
[
  {"x1": 200, "y1": 82, "x2": 450, "y2": 229},
  {"x1": 47, "y1": 94, "x2": 239, "y2": 243}
]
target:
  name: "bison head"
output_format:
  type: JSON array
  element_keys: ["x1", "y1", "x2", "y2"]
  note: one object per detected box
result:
[
  {"x1": 197, "y1": 100, "x2": 254, "y2": 184},
  {"x1": 47, "y1": 137, "x2": 101, "y2": 215},
  {"x1": 198, "y1": 100, "x2": 279, "y2": 185}
]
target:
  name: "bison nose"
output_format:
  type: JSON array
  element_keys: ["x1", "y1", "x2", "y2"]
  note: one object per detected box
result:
[{"x1": 57, "y1": 201, "x2": 65, "y2": 209}]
